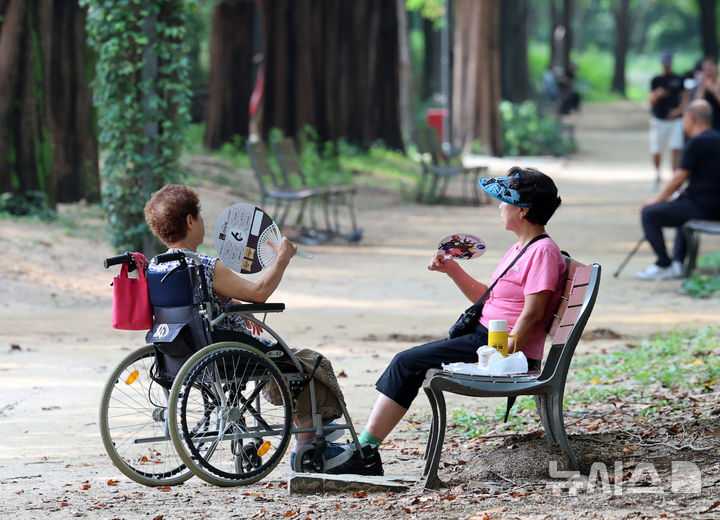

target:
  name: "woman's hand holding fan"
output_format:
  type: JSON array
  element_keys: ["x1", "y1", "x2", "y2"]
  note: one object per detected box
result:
[
  {"x1": 429, "y1": 233, "x2": 486, "y2": 272},
  {"x1": 214, "y1": 203, "x2": 313, "y2": 274}
]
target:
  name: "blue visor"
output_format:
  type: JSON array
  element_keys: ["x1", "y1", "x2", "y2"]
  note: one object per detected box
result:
[{"x1": 478, "y1": 174, "x2": 531, "y2": 208}]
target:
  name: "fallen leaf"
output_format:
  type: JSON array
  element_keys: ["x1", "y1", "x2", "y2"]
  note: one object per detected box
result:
[
  {"x1": 82, "y1": 483, "x2": 91, "y2": 490},
  {"x1": 156, "y1": 486, "x2": 171, "y2": 492},
  {"x1": 60, "y1": 502, "x2": 69, "y2": 507},
  {"x1": 337, "y1": 371, "x2": 348, "y2": 378},
  {"x1": 282, "y1": 509, "x2": 299, "y2": 517},
  {"x1": 587, "y1": 420, "x2": 601, "y2": 432},
  {"x1": 10, "y1": 344, "x2": 21, "y2": 351},
  {"x1": 153, "y1": 515, "x2": 164, "y2": 520},
  {"x1": 107, "y1": 480, "x2": 119, "y2": 486},
  {"x1": 692, "y1": 359, "x2": 704, "y2": 366},
  {"x1": 352, "y1": 490, "x2": 367, "y2": 498}
]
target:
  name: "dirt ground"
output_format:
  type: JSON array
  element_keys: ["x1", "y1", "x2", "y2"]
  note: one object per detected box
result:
[{"x1": 1, "y1": 101, "x2": 719, "y2": 519}]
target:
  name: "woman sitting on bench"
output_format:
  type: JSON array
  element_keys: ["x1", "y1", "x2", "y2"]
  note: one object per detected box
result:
[
  {"x1": 143, "y1": 184, "x2": 357, "y2": 473},
  {"x1": 333, "y1": 167, "x2": 567, "y2": 476}
]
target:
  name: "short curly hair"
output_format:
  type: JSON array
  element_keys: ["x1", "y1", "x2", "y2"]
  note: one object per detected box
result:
[
  {"x1": 144, "y1": 185, "x2": 200, "y2": 245},
  {"x1": 507, "y1": 167, "x2": 561, "y2": 225}
]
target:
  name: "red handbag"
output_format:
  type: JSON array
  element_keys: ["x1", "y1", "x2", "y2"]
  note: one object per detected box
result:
[{"x1": 111, "y1": 252, "x2": 153, "y2": 330}]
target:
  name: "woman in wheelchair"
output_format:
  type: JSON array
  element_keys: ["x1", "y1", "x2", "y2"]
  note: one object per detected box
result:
[{"x1": 143, "y1": 185, "x2": 362, "y2": 474}]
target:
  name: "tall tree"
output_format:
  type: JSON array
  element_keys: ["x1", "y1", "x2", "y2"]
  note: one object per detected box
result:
[
  {"x1": 549, "y1": 0, "x2": 574, "y2": 72},
  {"x1": 0, "y1": 0, "x2": 98, "y2": 205},
  {"x1": 262, "y1": 0, "x2": 403, "y2": 150},
  {"x1": 203, "y1": 0, "x2": 254, "y2": 149},
  {"x1": 452, "y1": 0, "x2": 502, "y2": 155},
  {"x1": 611, "y1": 0, "x2": 632, "y2": 96},
  {"x1": 698, "y1": 0, "x2": 719, "y2": 59},
  {"x1": 421, "y1": 17, "x2": 441, "y2": 100},
  {"x1": 500, "y1": 0, "x2": 531, "y2": 102}
]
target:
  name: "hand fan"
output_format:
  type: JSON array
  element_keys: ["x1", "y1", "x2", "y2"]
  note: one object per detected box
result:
[
  {"x1": 436, "y1": 233, "x2": 486, "y2": 261},
  {"x1": 214, "y1": 203, "x2": 312, "y2": 274}
]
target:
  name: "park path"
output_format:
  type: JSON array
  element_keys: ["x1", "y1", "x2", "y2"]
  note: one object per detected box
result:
[{"x1": 0, "y1": 100, "x2": 718, "y2": 517}]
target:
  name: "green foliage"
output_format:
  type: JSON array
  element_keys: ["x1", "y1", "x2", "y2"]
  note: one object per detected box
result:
[
  {"x1": 571, "y1": 326, "x2": 720, "y2": 394},
  {"x1": 451, "y1": 325, "x2": 720, "y2": 438},
  {"x1": 0, "y1": 191, "x2": 56, "y2": 219},
  {"x1": 406, "y1": 0, "x2": 445, "y2": 25},
  {"x1": 683, "y1": 253, "x2": 720, "y2": 298},
  {"x1": 85, "y1": 0, "x2": 192, "y2": 252},
  {"x1": 499, "y1": 100, "x2": 576, "y2": 156}
]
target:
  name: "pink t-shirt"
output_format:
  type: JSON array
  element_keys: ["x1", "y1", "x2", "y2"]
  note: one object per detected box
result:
[{"x1": 479, "y1": 237, "x2": 567, "y2": 361}]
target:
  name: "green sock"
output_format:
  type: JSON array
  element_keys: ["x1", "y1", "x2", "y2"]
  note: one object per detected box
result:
[{"x1": 358, "y1": 429, "x2": 383, "y2": 447}]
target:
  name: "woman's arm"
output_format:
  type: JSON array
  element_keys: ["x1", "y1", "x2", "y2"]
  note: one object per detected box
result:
[
  {"x1": 508, "y1": 290, "x2": 553, "y2": 353},
  {"x1": 213, "y1": 237, "x2": 297, "y2": 302},
  {"x1": 428, "y1": 253, "x2": 488, "y2": 303}
]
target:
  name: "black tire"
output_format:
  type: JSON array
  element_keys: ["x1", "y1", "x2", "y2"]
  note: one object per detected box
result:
[
  {"x1": 168, "y1": 342, "x2": 293, "y2": 486},
  {"x1": 99, "y1": 345, "x2": 192, "y2": 486}
]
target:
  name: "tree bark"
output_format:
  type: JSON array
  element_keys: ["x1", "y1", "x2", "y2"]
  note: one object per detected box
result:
[
  {"x1": 452, "y1": 0, "x2": 501, "y2": 155},
  {"x1": 500, "y1": 0, "x2": 530, "y2": 102},
  {"x1": 611, "y1": 0, "x2": 632, "y2": 96},
  {"x1": 0, "y1": 0, "x2": 98, "y2": 204},
  {"x1": 261, "y1": 0, "x2": 403, "y2": 151},
  {"x1": 421, "y1": 17, "x2": 441, "y2": 100},
  {"x1": 698, "y1": 0, "x2": 719, "y2": 60},
  {"x1": 203, "y1": 0, "x2": 254, "y2": 149},
  {"x1": 549, "y1": 0, "x2": 573, "y2": 72},
  {"x1": 396, "y1": 0, "x2": 413, "y2": 142}
]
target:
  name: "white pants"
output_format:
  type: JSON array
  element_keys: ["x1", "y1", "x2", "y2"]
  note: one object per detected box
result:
[{"x1": 649, "y1": 117, "x2": 684, "y2": 155}]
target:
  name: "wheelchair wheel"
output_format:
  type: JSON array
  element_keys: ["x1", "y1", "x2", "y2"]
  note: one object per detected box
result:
[
  {"x1": 99, "y1": 345, "x2": 192, "y2": 487},
  {"x1": 168, "y1": 342, "x2": 293, "y2": 487}
]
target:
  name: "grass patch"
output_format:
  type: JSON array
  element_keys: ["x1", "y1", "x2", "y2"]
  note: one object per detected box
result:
[
  {"x1": 683, "y1": 252, "x2": 720, "y2": 299},
  {"x1": 450, "y1": 325, "x2": 720, "y2": 437}
]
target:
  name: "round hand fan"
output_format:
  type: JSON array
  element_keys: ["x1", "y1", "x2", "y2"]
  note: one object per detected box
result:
[
  {"x1": 436, "y1": 233, "x2": 487, "y2": 261},
  {"x1": 214, "y1": 203, "x2": 312, "y2": 274}
]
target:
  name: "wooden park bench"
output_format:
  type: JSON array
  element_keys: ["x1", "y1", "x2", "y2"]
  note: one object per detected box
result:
[
  {"x1": 682, "y1": 219, "x2": 720, "y2": 278},
  {"x1": 414, "y1": 126, "x2": 488, "y2": 205},
  {"x1": 421, "y1": 257, "x2": 601, "y2": 489}
]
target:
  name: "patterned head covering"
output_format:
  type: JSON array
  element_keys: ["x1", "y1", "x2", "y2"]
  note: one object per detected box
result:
[{"x1": 478, "y1": 173, "x2": 532, "y2": 208}]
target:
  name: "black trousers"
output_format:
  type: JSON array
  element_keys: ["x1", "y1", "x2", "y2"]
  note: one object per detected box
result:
[
  {"x1": 641, "y1": 197, "x2": 713, "y2": 267},
  {"x1": 375, "y1": 323, "x2": 541, "y2": 410}
]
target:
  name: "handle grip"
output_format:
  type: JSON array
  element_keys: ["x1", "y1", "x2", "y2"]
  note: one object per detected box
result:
[
  {"x1": 156, "y1": 251, "x2": 185, "y2": 264},
  {"x1": 104, "y1": 252, "x2": 136, "y2": 270}
]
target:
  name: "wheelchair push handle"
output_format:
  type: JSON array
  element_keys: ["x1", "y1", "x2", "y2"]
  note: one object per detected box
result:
[
  {"x1": 156, "y1": 251, "x2": 185, "y2": 264},
  {"x1": 104, "y1": 252, "x2": 137, "y2": 271}
]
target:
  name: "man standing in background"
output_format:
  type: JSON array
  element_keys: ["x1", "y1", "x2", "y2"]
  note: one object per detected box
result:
[{"x1": 649, "y1": 52, "x2": 684, "y2": 191}]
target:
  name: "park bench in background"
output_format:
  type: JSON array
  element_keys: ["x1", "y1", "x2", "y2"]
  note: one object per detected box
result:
[
  {"x1": 246, "y1": 140, "x2": 324, "y2": 231},
  {"x1": 421, "y1": 257, "x2": 601, "y2": 489},
  {"x1": 273, "y1": 138, "x2": 361, "y2": 241},
  {"x1": 683, "y1": 219, "x2": 720, "y2": 278},
  {"x1": 414, "y1": 126, "x2": 487, "y2": 205}
]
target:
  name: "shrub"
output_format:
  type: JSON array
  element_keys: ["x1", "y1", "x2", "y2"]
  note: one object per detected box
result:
[{"x1": 499, "y1": 100, "x2": 576, "y2": 157}]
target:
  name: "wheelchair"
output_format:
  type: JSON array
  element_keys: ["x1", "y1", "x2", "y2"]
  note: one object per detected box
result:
[{"x1": 100, "y1": 250, "x2": 364, "y2": 487}]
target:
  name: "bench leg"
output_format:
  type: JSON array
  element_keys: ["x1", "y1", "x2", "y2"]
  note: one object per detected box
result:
[
  {"x1": 549, "y1": 392, "x2": 579, "y2": 471},
  {"x1": 417, "y1": 171, "x2": 429, "y2": 202},
  {"x1": 535, "y1": 394, "x2": 556, "y2": 444},
  {"x1": 423, "y1": 385, "x2": 447, "y2": 489},
  {"x1": 422, "y1": 386, "x2": 439, "y2": 474},
  {"x1": 428, "y1": 174, "x2": 440, "y2": 203},
  {"x1": 683, "y1": 226, "x2": 700, "y2": 278}
]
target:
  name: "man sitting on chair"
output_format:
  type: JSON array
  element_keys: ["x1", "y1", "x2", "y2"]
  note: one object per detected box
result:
[{"x1": 638, "y1": 99, "x2": 720, "y2": 280}]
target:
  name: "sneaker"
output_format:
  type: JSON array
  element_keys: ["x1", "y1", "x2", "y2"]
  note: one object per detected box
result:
[
  {"x1": 323, "y1": 423, "x2": 344, "y2": 443},
  {"x1": 671, "y1": 260, "x2": 683, "y2": 278},
  {"x1": 290, "y1": 442, "x2": 354, "y2": 472},
  {"x1": 636, "y1": 263, "x2": 676, "y2": 280},
  {"x1": 325, "y1": 443, "x2": 384, "y2": 476}
]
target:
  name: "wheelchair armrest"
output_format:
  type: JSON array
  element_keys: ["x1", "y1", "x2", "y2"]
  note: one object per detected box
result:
[{"x1": 224, "y1": 302, "x2": 286, "y2": 313}]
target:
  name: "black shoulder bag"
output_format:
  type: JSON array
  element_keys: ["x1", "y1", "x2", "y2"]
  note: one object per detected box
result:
[{"x1": 448, "y1": 234, "x2": 548, "y2": 339}]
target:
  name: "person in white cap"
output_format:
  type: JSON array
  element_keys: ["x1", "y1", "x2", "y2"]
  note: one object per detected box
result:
[{"x1": 649, "y1": 51, "x2": 685, "y2": 191}]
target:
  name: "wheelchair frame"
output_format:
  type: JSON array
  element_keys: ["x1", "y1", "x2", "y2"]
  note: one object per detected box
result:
[{"x1": 100, "y1": 250, "x2": 363, "y2": 487}]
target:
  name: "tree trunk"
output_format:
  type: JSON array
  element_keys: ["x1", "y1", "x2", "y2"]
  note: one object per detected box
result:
[
  {"x1": 421, "y1": 17, "x2": 441, "y2": 100},
  {"x1": 549, "y1": 0, "x2": 573, "y2": 72},
  {"x1": 500, "y1": 0, "x2": 530, "y2": 102},
  {"x1": 204, "y1": 0, "x2": 254, "y2": 149},
  {"x1": 0, "y1": 0, "x2": 98, "y2": 204},
  {"x1": 611, "y1": 0, "x2": 631, "y2": 96},
  {"x1": 698, "y1": 0, "x2": 719, "y2": 60},
  {"x1": 396, "y1": 0, "x2": 413, "y2": 143},
  {"x1": 261, "y1": 0, "x2": 403, "y2": 151},
  {"x1": 452, "y1": 0, "x2": 501, "y2": 155}
]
